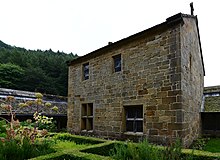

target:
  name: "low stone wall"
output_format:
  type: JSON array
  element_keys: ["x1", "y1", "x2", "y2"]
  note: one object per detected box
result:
[{"x1": 0, "y1": 88, "x2": 67, "y2": 115}]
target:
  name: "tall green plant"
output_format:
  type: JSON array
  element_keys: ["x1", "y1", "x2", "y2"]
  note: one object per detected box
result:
[
  {"x1": 110, "y1": 139, "x2": 194, "y2": 160},
  {"x1": 110, "y1": 140, "x2": 164, "y2": 160},
  {"x1": 0, "y1": 138, "x2": 54, "y2": 160}
]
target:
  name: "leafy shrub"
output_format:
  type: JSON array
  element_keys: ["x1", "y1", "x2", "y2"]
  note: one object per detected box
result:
[
  {"x1": 20, "y1": 119, "x2": 57, "y2": 132},
  {"x1": 0, "y1": 138, "x2": 55, "y2": 160},
  {"x1": 162, "y1": 138, "x2": 183, "y2": 160},
  {"x1": 81, "y1": 142, "x2": 115, "y2": 156},
  {"x1": 45, "y1": 154, "x2": 90, "y2": 160},
  {"x1": 55, "y1": 133, "x2": 105, "y2": 145},
  {"x1": 109, "y1": 139, "x2": 195, "y2": 160},
  {"x1": 38, "y1": 120, "x2": 57, "y2": 132},
  {"x1": 190, "y1": 138, "x2": 209, "y2": 150},
  {"x1": 0, "y1": 120, "x2": 7, "y2": 133},
  {"x1": 182, "y1": 149, "x2": 220, "y2": 160},
  {"x1": 110, "y1": 140, "x2": 163, "y2": 160}
]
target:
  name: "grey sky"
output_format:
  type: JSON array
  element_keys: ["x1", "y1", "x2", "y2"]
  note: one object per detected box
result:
[{"x1": 0, "y1": 0, "x2": 219, "y2": 87}]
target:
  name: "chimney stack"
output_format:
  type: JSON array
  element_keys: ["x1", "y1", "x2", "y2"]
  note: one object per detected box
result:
[{"x1": 190, "y1": 2, "x2": 194, "y2": 15}]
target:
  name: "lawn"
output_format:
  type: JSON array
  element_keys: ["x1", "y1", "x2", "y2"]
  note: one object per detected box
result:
[{"x1": 203, "y1": 138, "x2": 220, "y2": 153}]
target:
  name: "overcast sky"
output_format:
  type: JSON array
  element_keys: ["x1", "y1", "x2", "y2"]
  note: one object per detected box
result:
[{"x1": 0, "y1": 0, "x2": 219, "y2": 87}]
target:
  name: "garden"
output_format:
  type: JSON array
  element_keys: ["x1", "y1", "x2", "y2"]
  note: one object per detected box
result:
[{"x1": 1, "y1": 94, "x2": 220, "y2": 160}]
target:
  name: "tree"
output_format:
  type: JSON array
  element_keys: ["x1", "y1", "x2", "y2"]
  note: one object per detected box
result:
[
  {"x1": 0, "y1": 63, "x2": 24, "y2": 89},
  {"x1": 0, "y1": 40, "x2": 78, "y2": 96}
]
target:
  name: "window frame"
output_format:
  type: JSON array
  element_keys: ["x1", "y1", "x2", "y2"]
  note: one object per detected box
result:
[
  {"x1": 113, "y1": 54, "x2": 121, "y2": 73},
  {"x1": 124, "y1": 105, "x2": 143, "y2": 133},
  {"x1": 81, "y1": 103, "x2": 93, "y2": 131},
  {"x1": 82, "y1": 62, "x2": 89, "y2": 80}
]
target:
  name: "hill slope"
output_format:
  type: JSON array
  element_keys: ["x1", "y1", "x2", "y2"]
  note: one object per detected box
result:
[{"x1": 0, "y1": 40, "x2": 77, "y2": 96}]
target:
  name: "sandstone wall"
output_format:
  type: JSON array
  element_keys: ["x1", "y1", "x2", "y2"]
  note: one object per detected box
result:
[
  {"x1": 180, "y1": 17, "x2": 204, "y2": 147},
  {"x1": 68, "y1": 23, "x2": 184, "y2": 144}
]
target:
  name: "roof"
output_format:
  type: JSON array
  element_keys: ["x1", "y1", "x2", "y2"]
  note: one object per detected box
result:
[
  {"x1": 203, "y1": 86, "x2": 220, "y2": 112},
  {"x1": 204, "y1": 85, "x2": 220, "y2": 95},
  {"x1": 0, "y1": 88, "x2": 67, "y2": 115},
  {"x1": 68, "y1": 13, "x2": 205, "y2": 75}
]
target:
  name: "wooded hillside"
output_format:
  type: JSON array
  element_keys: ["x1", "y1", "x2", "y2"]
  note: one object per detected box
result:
[{"x1": 0, "y1": 40, "x2": 77, "y2": 96}]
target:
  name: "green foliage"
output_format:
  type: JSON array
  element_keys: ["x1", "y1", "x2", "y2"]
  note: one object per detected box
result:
[
  {"x1": 109, "y1": 140, "x2": 164, "y2": 160},
  {"x1": 38, "y1": 120, "x2": 57, "y2": 132},
  {"x1": 0, "y1": 40, "x2": 13, "y2": 50},
  {"x1": 29, "y1": 133, "x2": 220, "y2": 160},
  {"x1": 162, "y1": 139, "x2": 190, "y2": 160},
  {"x1": 81, "y1": 141, "x2": 116, "y2": 157},
  {"x1": 43, "y1": 154, "x2": 91, "y2": 160},
  {"x1": 109, "y1": 139, "x2": 195, "y2": 160},
  {"x1": 0, "y1": 120, "x2": 7, "y2": 138},
  {"x1": 0, "y1": 138, "x2": 55, "y2": 160},
  {"x1": 0, "y1": 40, "x2": 77, "y2": 96},
  {"x1": 55, "y1": 133, "x2": 105, "y2": 145},
  {"x1": 53, "y1": 140, "x2": 89, "y2": 150},
  {"x1": 203, "y1": 138, "x2": 220, "y2": 153},
  {"x1": 182, "y1": 149, "x2": 220, "y2": 160},
  {"x1": 0, "y1": 94, "x2": 57, "y2": 144},
  {"x1": 190, "y1": 138, "x2": 209, "y2": 150},
  {"x1": 0, "y1": 63, "x2": 24, "y2": 88},
  {"x1": 30, "y1": 151, "x2": 111, "y2": 160},
  {"x1": 0, "y1": 120, "x2": 7, "y2": 134}
]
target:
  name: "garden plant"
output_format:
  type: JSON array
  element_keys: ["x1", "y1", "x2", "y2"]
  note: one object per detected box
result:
[{"x1": 0, "y1": 93, "x2": 57, "y2": 159}]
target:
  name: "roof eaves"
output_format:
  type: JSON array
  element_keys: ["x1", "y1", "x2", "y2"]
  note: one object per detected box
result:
[
  {"x1": 68, "y1": 13, "x2": 184, "y2": 66},
  {"x1": 195, "y1": 16, "x2": 205, "y2": 76}
]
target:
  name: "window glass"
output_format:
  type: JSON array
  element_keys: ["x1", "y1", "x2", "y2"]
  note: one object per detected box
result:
[
  {"x1": 113, "y1": 55, "x2": 121, "y2": 72},
  {"x1": 125, "y1": 105, "x2": 143, "y2": 132},
  {"x1": 83, "y1": 63, "x2": 89, "y2": 80}
]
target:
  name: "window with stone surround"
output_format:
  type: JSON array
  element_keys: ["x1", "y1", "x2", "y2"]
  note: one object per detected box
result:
[
  {"x1": 81, "y1": 103, "x2": 93, "y2": 131},
  {"x1": 124, "y1": 105, "x2": 143, "y2": 132},
  {"x1": 83, "y1": 62, "x2": 89, "y2": 80},
  {"x1": 113, "y1": 54, "x2": 121, "y2": 72}
]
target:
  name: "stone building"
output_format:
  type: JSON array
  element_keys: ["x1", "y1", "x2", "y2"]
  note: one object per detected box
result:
[{"x1": 67, "y1": 13, "x2": 205, "y2": 147}]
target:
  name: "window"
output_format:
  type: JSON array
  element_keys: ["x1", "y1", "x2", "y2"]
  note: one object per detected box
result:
[
  {"x1": 113, "y1": 54, "x2": 121, "y2": 72},
  {"x1": 125, "y1": 105, "x2": 143, "y2": 132},
  {"x1": 81, "y1": 103, "x2": 93, "y2": 131},
  {"x1": 83, "y1": 63, "x2": 89, "y2": 80}
]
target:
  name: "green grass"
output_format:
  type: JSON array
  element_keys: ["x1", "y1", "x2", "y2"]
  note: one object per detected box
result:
[
  {"x1": 203, "y1": 138, "x2": 220, "y2": 153},
  {"x1": 53, "y1": 140, "x2": 90, "y2": 150}
]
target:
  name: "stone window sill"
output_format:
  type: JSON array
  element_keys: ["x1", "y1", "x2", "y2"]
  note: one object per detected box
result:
[
  {"x1": 123, "y1": 132, "x2": 143, "y2": 136},
  {"x1": 81, "y1": 130, "x2": 93, "y2": 133}
]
